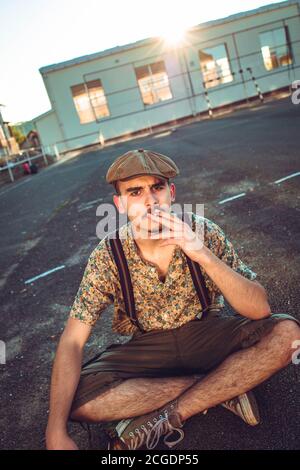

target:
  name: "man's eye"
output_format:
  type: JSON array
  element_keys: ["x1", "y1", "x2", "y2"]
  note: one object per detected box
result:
[
  {"x1": 130, "y1": 191, "x2": 140, "y2": 196},
  {"x1": 153, "y1": 185, "x2": 164, "y2": 191}
]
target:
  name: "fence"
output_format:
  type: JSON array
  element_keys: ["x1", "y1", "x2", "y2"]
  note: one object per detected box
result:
[{"x1": 0, "y1": 145, "x2": 59, "y2": 183}]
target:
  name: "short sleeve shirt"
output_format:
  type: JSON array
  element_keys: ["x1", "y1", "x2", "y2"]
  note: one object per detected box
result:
[{"x1": 69, "y1": 213, "x2": 257, "y2": 335}]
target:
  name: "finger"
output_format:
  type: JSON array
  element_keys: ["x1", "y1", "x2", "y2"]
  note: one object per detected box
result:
[
  {"x1": 154, "y1": 211, "x2": 194, "y2": 237},
  {"x1": 152, "y1": 223, "x2": 193, "y2": 241},
  {"x1": 149, "y1": 231, "x2": 183, "y2": 240},
  {"x1": 147, "y1": 213, "x2": 182, "y2": 232},
  {"x1": 158, "y1": 239, "x2": 181, "y2": 247},
  {"x1": 153, "y1": 209, "x2": 183, "y2": 227},
  {"x1": 148, "y1": 224, "x2": 185, "y2": 238}
]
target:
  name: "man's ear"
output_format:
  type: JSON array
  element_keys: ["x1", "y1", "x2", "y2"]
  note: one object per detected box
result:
[
  {"x1": 170, "y1": 182, "x2": 176, "y2": 202},
  {"x1": 113, "y1": 194, "x2": 126, "y2": 214}
]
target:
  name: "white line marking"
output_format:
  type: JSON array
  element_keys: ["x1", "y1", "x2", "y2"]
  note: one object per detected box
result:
[
  {"x1": 78, "y1": 206, "x2": 94, "y2": 213},
  {"x1": 218, "y1": 193, "x2": 246, "y2": 205},
  {"x1": 152, "y1": 131, "x2": 172, "y2": 139},
  {"x1": 84, "y1": 198, "x2": 103, "y2": 205},
  {"x1": 0, "y1": 178, "x2": 31, "y2": 197},
  {"x1": 273, "y1": 172, "x2": 300, "y2": 184},
  {"x1": 77, "y1": 197, "x2": 104, "y2": 212},
  {"x1": 24, "y1": 265, "x2": 65, "y2": 284}
]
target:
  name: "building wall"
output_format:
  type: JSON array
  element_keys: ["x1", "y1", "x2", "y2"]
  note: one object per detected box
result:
[
  {"x1": 33, "y1": 111, "x2": 64, "y2": 153},
  {"x1": 186, "y1": 1, "x2": 300, "y2": 110},
  {"x1": 40, "y1": 43, "x2": 193, "y2": 151},
  {"x1": 35, "y1": 1, "x2": 300, "y2": 153}
]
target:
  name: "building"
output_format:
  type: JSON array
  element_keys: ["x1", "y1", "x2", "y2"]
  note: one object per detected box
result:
[{"x1": 33, "y1": 0, "x2": 300, "y2": 154}]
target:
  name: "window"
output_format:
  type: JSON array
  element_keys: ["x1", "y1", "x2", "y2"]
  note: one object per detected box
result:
[
  {"x1": 199, "y1": 44, "x2": 233, "y2": 88},
  {"x1": 135, "y1": 61, "x2": 172, "y2": 105},
  {"x1": 71, "y1": 79, "x2": 109, "y2": 124},
  {"x1": 259, "y1": 27, "x2": 292, "y2": 71}
]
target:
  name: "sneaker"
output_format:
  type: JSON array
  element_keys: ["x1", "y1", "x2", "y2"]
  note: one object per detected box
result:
[
  {"x1": 221, "y1": 391, "x2": 260, "y2": 426},
  {"x1": 105, "y1": 399, "x2": 185, "y2": 450}
]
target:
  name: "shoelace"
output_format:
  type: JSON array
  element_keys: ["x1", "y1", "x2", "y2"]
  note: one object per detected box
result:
[{"x1": 127, "y1": 412, "x2": 184, "y2": 450}]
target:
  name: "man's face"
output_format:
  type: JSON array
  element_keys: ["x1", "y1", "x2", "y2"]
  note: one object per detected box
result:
[{"x1": 113, "y1": 175, "x2": 176, "y2": 237}]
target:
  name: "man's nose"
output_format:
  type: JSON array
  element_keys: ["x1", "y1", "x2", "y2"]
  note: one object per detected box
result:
[{"x1": 144, "y1": 190, "x2": 159, "y2": 209}]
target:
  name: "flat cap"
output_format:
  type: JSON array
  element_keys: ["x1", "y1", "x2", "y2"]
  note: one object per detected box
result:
[{"x1": 106, "y1": 148, "x2": 179, "y2": 184}]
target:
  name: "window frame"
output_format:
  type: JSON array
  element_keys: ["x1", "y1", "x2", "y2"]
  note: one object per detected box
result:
[
  {"x1": 71, "y1": 79, "x2": 110, "y2": 124},
  {"x1": 135, "y1": 60, "x2": 173, "y2": 107},
  {"x1": 199, "y1": 42, "x2": 234, "y2": 89},
  {"x1": 259, "y1": 25, "x2": 293, "y2": 72}
]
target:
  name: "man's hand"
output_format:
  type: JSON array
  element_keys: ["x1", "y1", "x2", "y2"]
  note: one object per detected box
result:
[
  {"x1": 46, "y1": 428, "x2": 79, "y2": 450},
  {"x1": 148, "y1": 209, "x2": 209, "y2": 263},
  {"x1": 148, "y1": 209, "x2": 270, "y2": 319}
]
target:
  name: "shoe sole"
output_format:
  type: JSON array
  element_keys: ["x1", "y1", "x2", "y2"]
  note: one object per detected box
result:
[
  {"x1": 108, "y1": 438, "x2": 128, "y2": 450},
  {"x1": 238, "y1": 392, "x2": 260, "y2": 426}
]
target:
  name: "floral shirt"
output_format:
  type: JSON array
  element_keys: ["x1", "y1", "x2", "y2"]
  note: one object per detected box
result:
[{"x1": 69, "y1": 213, "x2": 257, "y2": 335}]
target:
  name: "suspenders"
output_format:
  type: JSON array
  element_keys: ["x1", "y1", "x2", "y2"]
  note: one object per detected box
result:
[
  {"x1": 109, "y1": 228, "x2": 140, "y2": 331},
  {"x1": 108, "y1": 212, "x2": 212, "y2": 332}
]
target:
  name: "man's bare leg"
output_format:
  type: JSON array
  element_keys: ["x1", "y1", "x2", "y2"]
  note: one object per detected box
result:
[
  {"x1": 177, "y1": 320, "x2": 300, "y2": 421},
  {"x1": 71, "y1": 320, "x2": 300, "y2": 423},
  {"x1": 71, "y1": 375, "x2": 198, "y2": 422}
]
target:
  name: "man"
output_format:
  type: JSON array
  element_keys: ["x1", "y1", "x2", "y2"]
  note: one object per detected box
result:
[{"x1": 45, "y1": 149, "x2": 300, "y2": 450}]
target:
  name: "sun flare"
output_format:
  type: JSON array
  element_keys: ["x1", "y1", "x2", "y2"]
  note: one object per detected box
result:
[{"x1": 160, "y1": 24, "x2": 189, "y2": 47}]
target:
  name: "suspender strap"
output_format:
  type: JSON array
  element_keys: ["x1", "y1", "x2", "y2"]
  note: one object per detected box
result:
[
  {"x1": 108, "y1": 231, "x2": 143, "y2": 332},
  {"x1": 181, "y1": 212, "x2": 211, "y2": 315}
]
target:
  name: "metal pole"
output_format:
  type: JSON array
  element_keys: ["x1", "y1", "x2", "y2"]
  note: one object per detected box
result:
[
  {"x1": 54, "y1": 144, "x2": 60, "y2": 160},
  {"x1": 41, "y1": 146, "x2": 48, "y2": 165},
  {"x1": 99, "y1": 131, "x2": 105, "y2": 147},
  {"x1": 203, "y1": 90, "x2": 213, "y2": 118},
  {"x1": 0, "y1": 104, "x2": 14, "y2": 182},
  {"x1": 0, "y1": 105, "x2": 11, "y2": 145},
  {"x1": 26, "y1": 150, "x2": 32, "y2": 165},
  {"x1": 4, "y1": 148, "x2": 14, "y2": 182},
  {"x1": 246, "y1": 67, "x2": 264, "y2": 103}
]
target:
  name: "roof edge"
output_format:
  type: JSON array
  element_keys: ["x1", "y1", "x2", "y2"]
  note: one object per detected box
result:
[
  {"x1": 31, "y1": 109, "x2": 54, "y2": 122},
  {"x1": 39, "y1": 0, "x2": 298, "y2": 75}
]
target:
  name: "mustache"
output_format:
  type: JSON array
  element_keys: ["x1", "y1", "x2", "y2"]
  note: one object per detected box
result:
[{"x1": 140, "y1": 206, "x2": 169, "y2": 220}]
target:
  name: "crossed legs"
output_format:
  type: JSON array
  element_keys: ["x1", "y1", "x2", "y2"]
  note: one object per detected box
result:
[{"x1": 70, "y1": 320, "x2": 300, "y2": 424}]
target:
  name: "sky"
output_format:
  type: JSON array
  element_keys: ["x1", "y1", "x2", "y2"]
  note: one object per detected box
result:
[{"x1": 0, "y1": 0, "x2": 286, "y2": 123}]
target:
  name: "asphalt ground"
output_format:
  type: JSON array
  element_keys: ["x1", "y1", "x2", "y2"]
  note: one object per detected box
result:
[{"x1": 0, "y1": 97, "x2": 299, "y2": 450}]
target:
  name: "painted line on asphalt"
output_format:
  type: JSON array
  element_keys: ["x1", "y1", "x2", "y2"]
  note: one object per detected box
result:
[
  {"x1": 218, "y1": 193, "x2": 247, "y2": 205},
  {"x1": 24, "y1": 265, "x2": 66, "y2": 284},
  {"x1": 273, "y1": 171, "x2": 300, "y2": 184},
  {"x1": 0, "y1": 178, "x2": 31, "y2": 197}
]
